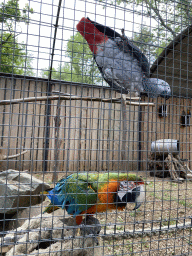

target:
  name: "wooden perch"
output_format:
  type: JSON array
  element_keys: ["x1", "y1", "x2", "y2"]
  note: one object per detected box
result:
[
  {"x1": 0, "y1": 93, "x2": 155, "y2": 106},
  {"x1": 52, "y1": 91, "x2": 141, "y2": 100},
  {"x1": 2, "y1": 150, "x2": 28, "y2": 160}
]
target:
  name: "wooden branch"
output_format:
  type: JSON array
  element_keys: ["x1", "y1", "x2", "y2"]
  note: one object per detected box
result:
[
  {"x1": 183, "y1": 160, "x2": 192, "y2": 174},
  {"x1": 172, "y1": 155, "x2": 187, "y2": 177},
  {"x1": 3, "y1": 150, "x2": 28, "y2": 160},
  {"x1": 0, "y1": 94, "x2": 155, "y2": 106},
  {"x1": 175, "y1": 155, "x2": 192, "y2": 178},
  {"x1": 166, "y1": 154, "x2": 178, "y2": 181}
]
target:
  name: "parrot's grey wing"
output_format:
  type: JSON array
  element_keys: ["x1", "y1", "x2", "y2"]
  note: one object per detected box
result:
[
  {"x1": 94, "y1": 60, "x2": 129, "y2": 94},
  {"x1": 103, "y1": 68, "x2": 126, "y2": 91},
  {"x1": 115, "y1": 37, "x2": 150, "y2": 77},
  {"x1": 87, "y1": 17, "x2": 149, "y2": 77}
]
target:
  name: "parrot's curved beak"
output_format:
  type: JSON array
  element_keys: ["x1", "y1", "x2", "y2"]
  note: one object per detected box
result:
[
  {"x1": 133, "y1": 184, "x2": 145, "y2": 210},
  {"x1": 160, "y1": 91, "x2": 171, "y2": 99},
  {"x1": 133, "y1": 202, "x2": 142, "y2": 210}
]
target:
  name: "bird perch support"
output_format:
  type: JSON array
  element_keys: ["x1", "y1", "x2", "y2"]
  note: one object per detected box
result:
[{"x1": 0, "y1": 93, "x2": 155, "y2": 106}]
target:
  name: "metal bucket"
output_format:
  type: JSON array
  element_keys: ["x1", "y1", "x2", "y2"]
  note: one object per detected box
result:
[{"x1": 151, "y1": 139, "x2": 180, "y2": 156}]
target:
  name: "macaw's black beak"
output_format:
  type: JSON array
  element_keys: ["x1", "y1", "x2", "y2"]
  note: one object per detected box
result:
[
  {"x1": 121, "y1": 186, "x2": 140, "y2": 204},
  {"x1": 117, "y1": 183, "x2": 144, "y2": 210},
  {"x1": 133, "y1": 202, "x2": 142, "y2": 210},
  {"x1": 123, "y1": 186, "x2": 144, "y2": 210}
]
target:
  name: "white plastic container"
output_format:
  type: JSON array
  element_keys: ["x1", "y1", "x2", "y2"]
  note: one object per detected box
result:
[{"x1": 151, "y1": 139, "x2": 179, "y2": 156}]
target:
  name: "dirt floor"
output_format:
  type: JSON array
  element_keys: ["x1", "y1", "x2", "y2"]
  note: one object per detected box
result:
[{"x1": 33, "y1": 171, "x2": 192, "y2": 255}]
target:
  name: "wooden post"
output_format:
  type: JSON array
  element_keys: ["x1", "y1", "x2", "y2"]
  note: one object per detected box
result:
[
  {"x1": 121, "y1": 96, "x2": 127, "y2": 171},
  {"x1": 52, "y1": 100, "x2": 62, "y2": 183}
]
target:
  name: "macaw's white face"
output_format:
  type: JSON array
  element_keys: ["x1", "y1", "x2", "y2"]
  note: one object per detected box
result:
[
  {"x1": 117, "y1": 181, "x2": 145, "y2": 210},
  {"x1": 117, "y1": 181, "x2": 135, "y2": 201}
]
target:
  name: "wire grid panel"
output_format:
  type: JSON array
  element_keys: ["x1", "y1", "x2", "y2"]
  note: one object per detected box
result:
[{"x1": 0, "y1": 0, "x2": 192, "y2": 255}]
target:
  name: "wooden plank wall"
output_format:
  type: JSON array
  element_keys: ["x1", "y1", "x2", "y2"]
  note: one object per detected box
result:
[
  {"x1": 0, "y1": 76, "x2": 139, "y2": 173},
  {"x1": 0, "y1": 76, "x2": 47, "y2": 172},
  {"x1": 140, "y1": 96, "x2": 192, "y2": 171}
]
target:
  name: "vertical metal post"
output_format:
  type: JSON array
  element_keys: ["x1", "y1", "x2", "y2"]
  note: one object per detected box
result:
[{"x1": 43, "y1": 0, "x2": 62, "y2": 172}]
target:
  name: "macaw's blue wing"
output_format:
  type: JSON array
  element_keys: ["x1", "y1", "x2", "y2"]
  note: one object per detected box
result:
[{"x1": 46, "y1": 175, "x2": 98, "y2": 217}]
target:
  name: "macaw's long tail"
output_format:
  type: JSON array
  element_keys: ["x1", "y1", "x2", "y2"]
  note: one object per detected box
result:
[{"x1": 43, "y1": 203, "x2": 60, "y2": 214}]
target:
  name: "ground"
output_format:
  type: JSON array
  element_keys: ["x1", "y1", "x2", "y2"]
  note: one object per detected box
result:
[{"x1": 33, "y1": 171, "x2": 192, "y2": 255}]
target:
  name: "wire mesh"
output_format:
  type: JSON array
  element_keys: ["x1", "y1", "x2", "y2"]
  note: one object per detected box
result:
[{"x1": 0, "y1": 0, "x2": 192, "y2": 255}]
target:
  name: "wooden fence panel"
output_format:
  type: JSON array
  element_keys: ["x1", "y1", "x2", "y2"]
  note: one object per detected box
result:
[{"x1": 0, "y1": 77, "x2": 47, "y2": 172}]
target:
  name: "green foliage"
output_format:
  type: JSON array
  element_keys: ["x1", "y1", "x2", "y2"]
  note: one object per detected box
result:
[
  {"x1": 42, "y1": 33, "x2": 102, "y2": 84},
  {"x1": 0, "y1": 0, "x2": 34, "y2": 75},
  {"x1": 0, "y1": 32, "x2": 33, "y2": 75},
  {"x1": 0, "y1": 0, "x2": 33, "y2": 24}
]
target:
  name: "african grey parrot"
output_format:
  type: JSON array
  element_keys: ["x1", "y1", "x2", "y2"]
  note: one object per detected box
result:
[{"x1": 76, "y1": 17, "x2": 171, "y2": 99}]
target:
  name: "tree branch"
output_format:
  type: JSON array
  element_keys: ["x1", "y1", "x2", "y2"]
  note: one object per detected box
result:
[
  {"x1": 143, "y1": 0, "x2": 177, "y2": 37},
  {"x1": 0, "y1": 93, "x2": 155, "y2": 106},
  {"x1": 3, "y1": 150, "x2": 28, "y2": 160},
  {"x1": 1, "y1": 33, "x2": 12, "y2": 45}
]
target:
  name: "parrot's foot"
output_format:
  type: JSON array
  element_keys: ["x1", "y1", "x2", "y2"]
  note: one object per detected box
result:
[
  {"x1": 122, "y1": 94, "x2": 127, "y2": 101},
  {"x1": 80, "y1": 216, "x2": 101, "y2": 245}
]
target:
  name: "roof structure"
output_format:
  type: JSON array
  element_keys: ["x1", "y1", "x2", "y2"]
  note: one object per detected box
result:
[{"x1": 150, "y1": 26, "x2": 192, "y2": 98}]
